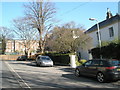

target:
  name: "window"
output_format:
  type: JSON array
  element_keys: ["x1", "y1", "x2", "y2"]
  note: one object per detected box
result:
[
  {"x1": 85, "y1": 60, "x2": 92, "y2": 66},
  {"x1": 91, "y1": 60, "x2": 100, "y2": 66},
  {"x1": 109, "y1": 27, "x2": 114, "y2": 37},
  {"x1": 41, "y1": 57, "x2": 50, "y2": 60},
  {"x1": 100, "y1": 61, "x2": 107, "y2": 66},
  {"x1": 109, "y1": 60, "x2": 120, "y2": 66}
]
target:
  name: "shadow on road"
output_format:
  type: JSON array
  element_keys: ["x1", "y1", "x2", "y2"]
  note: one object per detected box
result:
[
  {"x1": 58, "y1": 68, "x2": 75, "y2": 73},
  {"x1": 3, "y1": 60, "x2": 119, "y2": 88},
  {"x1": 7, "y1": 61, "x2": 38, "y2": 67},
  {"x1": 62, "y1": 73, "x2": 97, "y2": 83},
  {"x1": 26, "y1": 62, "x2": 38, "y2": 67},
  {"x1": 2, "y1": 62, "x2": 21, "y2": 88}
]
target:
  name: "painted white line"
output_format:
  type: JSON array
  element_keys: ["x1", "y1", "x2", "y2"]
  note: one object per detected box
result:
[{"x1": 4, "y1": 61, "x2": 31, "y2": 89}]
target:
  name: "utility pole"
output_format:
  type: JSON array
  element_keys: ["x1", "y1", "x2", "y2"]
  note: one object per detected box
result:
[{"x1": 89, "y1": 18, "x2": 102, "y2": 59}]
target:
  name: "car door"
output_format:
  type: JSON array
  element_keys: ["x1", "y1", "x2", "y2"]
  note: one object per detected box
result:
[
  {"x1": 80, "y1": 60, "x2": 93, "y2": 76},
  {"x1": 87, "y1": 60, "x2": 100, "y2": 77}
]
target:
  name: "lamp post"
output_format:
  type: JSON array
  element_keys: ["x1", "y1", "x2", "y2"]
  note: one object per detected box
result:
[{"x1": 89, "y1": 18, "x2": 102, "y2": 59}]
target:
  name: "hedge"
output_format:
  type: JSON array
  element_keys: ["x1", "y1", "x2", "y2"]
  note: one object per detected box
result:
[
  {"x1": 91, "y1": 43, "x2": 120, "y2": 59},
  {"x1": 45, "y1": 53, "x2": 70, "y2": 65}
]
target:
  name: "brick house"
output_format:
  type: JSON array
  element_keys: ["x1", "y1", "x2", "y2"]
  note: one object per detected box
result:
[{"x1": 5, "y1": 40, "x2": 39, "y2": 55}]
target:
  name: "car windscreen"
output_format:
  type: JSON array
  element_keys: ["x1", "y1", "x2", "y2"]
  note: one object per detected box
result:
[
  {"x1": 41, "y1": 57, "x2": 50, "y2": 60},
  {"x1": 109, "y1": 60, "x2": 120, "y2": 66}
]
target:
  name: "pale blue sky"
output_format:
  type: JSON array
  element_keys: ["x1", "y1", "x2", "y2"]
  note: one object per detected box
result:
[{"x1": 0, "y1": 2, "x2": 118, "y2": 30}]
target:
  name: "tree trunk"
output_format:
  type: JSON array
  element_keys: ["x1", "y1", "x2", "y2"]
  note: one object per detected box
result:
[
  {"x1": 2, "y1": 36, "x2": 6, "y2": 54},
  {"x1": 38, "y1": 28, "x2": 45, "y2": 54}
]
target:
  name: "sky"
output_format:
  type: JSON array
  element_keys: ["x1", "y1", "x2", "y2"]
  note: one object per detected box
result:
[{"x1": 0, "y1": 1, "x2": 119, "y2": 30}]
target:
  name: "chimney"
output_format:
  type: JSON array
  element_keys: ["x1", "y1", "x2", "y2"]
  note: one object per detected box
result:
[{"x1": 106, "y1": 8, "x2": 113, "y2": 19}]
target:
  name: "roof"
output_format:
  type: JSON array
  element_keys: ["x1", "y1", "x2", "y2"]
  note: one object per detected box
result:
[{"x1": 85, "y1": 14, "x2": 120, "y2": 34}]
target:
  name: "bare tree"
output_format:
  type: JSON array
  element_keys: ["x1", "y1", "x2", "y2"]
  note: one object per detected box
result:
[
  {"x1": 0, "y1": 26, "x2": 13, "y2": 39},
  {"x1": 0, "y1": 26, "x2": 14, "y2": 54},
  {"x1": 12, "y1": 18, "x2": 39, "y2": 56},
  {"x1": 24, "y1": 0, "x2": 56, "y2": 53},
  {"x1": 46, "y1": 22, "x2": 92, "y2": 53}
]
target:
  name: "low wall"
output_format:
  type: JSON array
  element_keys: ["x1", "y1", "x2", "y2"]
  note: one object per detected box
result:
[{"x1": 0, "y1": 55, "x2": 21, "y2": 60}]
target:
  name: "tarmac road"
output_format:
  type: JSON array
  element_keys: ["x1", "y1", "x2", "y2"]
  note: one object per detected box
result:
[
  {"x1": 1, "y1": 60, "x2": 120, "y2": 89},
  {"x1": 1, "y1": 60, "x2": 21, "y2": 88}
]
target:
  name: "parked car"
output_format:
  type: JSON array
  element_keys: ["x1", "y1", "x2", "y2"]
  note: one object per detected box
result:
[
  {"x1": 36, "y1": 55, "x2": 53, "y2": 67},
  {"x1": 75, "y1": 59, "x2": 120, "y2": 83},
  {"x1": 16, "y1": 55, "x2": 27, "y2": 61}
]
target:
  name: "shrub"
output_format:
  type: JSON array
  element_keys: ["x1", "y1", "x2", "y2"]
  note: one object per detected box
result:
[
  {"x1": 79, "y1": 59, "x2": 87, "y2": 64},
  {"x1": 91, "y1": 43, "x2": 120, "y2": 59},
  {"x1": 76, "y1": 60, "x2": 81, "y2": 66},
  {"x1": 76, "y1": 59, "x2": 87, "y2": 66}
]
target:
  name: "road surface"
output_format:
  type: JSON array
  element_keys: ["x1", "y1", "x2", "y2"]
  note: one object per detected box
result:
[{"x1": 1, "y1": 60, "x2": 120, "y2": 89}]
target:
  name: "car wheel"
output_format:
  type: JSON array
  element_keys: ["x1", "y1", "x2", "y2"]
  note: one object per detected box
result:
[
  {"x1": 96, "y1": 72, "x2": 106, "y2": 83},
  {"x1": 75, "y1": 69, "x2": 80, "y2": 77},
  {"x1": 39, "y1": 62, "x2": 42, "y2": 66},
  {"x1": 36, "y1": 62, "x2": 39, "y2": 66}
]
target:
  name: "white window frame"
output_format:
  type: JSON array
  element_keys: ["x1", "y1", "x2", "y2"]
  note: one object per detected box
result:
[{"x1": 109, "y1": 27, "x2": 114, "y2": 37}]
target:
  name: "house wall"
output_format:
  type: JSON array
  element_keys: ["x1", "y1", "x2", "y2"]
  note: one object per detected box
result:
[
  {"x1": 118, "y1": 20, "x2": 120, "y2": 40},
  {"x1": 79, "y1": 21, "x2": 119, "y2": 60},
  {"x1": 88, "y1": 31, "x2": 98, "y2": 47},
  {"x1": 77, "y1": 47, "x2": 92, "y2": 60},
  {"x1": 88, "y1": 22, "x2": 119, "y2": 47}
]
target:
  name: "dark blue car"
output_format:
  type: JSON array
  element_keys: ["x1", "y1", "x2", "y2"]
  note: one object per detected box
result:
[{"x1": 75, "y1": 59, "x2": 120, "y2": 83}]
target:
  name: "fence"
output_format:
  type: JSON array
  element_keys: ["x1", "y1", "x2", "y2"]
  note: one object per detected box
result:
[{"x1": 0, "y1": 55, "x2": 21, "y2": 60}]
